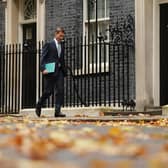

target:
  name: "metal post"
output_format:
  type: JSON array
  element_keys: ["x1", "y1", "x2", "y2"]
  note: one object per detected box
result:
[
  {"x1": 113, "y1": 45, "x2": 116, "y2": 106},
  {"x1": 76, "y1": 36, "x2": 79, "y2": 107},
  {"x1": 11, "y1": 44, "x2": 15, "y2": 113},
  {"x1": 84, "y1": 36, "x2": 87, "y2": 106},
  {"x1": 14, "y1": 44, "x2": 17, "y2": 113},
  {"x1": 80, "y1": 36, "x2": 83, "y2": 107},
  {"x1": 87, "y1": 0, "x2": 91, "y2": 106},
  {"x1": 104, "y1": 41, "x2": 106, "y2": 106},
  {"x1": 8, "y1": 45, "x2": 11, "y2": 113},
  {"x1": 117, "y1": 44, "x2": 120, "y2": 106},
  {"x1": 92, "y1": 35, "x2": 94, "y2": 106},
  {"x1": 108, "y1": 42, "x2": 111, "y2": 106},
  {"x1": 70, "y1": 38, "x2": 72, "y2": 107},
  {"x1": 18, "y1": 44, "x2": 21, "y2": 112},
  {"x1": 99, "y1": 38, "x2": 102, "y2": 106},
  {"x1": 73, "y1": 37, "x2": 76, "y2": 107}
]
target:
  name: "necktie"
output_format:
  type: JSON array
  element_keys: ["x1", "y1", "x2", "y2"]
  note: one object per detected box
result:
[{"x1": 57, "y1": 43, "x2": 61, "y2": 57}]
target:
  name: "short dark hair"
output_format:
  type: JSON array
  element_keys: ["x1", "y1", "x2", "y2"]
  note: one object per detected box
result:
[{"x1": 55, "y1": 27, "x2": 65, "y2": 34}]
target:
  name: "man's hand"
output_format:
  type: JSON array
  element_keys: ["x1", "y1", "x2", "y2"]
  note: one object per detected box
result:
[{"x1": 42, "y1": 69, "x2": 48, "y2": 75}]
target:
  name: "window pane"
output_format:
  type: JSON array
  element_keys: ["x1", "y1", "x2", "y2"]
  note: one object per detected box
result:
[
  {"x1": 87, "y1": 0, "x2": 95, "y2": 19},
  {"x1": 86, "y1": 0, "x2": 109, "y2": 20},
  {"x1": 99, "y1": 22, "x2": 109, "y2": 41},
  {"x1": 86, "y1": 22, "x2": 97, "y2": 41},
  {"x1": 85, "y1": 0, "x2": 110, "y2": 67},
  {"x1": 90, "y1": 23, "x2": 96, "y2": 41},
  {"x1": 106, "y1": 0, "x2": 110, "y2": 17},
  {"x1": 97, "y1": 0, "x2": 105, "y2": 18}
]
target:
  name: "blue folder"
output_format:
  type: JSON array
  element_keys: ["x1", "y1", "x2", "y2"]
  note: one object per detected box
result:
[{"x1": 45, "y1": 62, "x2": 55, "y2": 73}]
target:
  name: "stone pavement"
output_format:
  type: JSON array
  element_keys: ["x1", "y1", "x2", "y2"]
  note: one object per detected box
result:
[
  {"x1": 0, "y1": 115, "x2": 168, "y2": 168},
  {"x1": 11, "y1": 107, "x2": 167, "y2": 122},
  {"x1": 0, "y1": 108, "x2": 168, "y2": 168}
]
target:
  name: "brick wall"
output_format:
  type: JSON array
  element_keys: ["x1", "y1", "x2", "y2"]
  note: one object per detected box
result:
[
  {"x1": 110, "y1": 0, "x2": 134, "y2": 18},
  {"x1": 0, "y1": 0, "x2": 135, "y2": 45},
  {"x1": 109, "y1": 0, "x2": 135, "y2": 100},
  {"x1": 0, "y1": 1, "x2": 5, "y2": 44},
  {"x1": 0, "y1": 1, "x2": 5, "y2": 105},
  {"x1": 45, "y1": 0, "x2": 83, "y2": 40},
  {"x1": 45, "y1": 0, "x2": 135, "y2": 39}
]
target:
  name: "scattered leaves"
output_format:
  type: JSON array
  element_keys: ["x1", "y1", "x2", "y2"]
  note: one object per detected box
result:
[{"x1": 0, "y1": 117, "x2": 167, "y2": 167}]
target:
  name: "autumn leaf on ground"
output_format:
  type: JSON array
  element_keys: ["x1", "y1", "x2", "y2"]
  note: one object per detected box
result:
[
  {"x1": 22, "y1": 139, "x2": 55, "y2": 160},
  {"x1": 89, "y1": 159, "x2": 112, "y2": 168},
  {"x1": 107, "y1": 127, "x2": 126, "y2": 144},
  {"x1": 49, "y1": 131, "x2": 74, "y2": 149}
]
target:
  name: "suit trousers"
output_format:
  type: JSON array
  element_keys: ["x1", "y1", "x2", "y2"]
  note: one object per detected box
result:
[{"x1": 37, "y1": 70, "x2": 64, "y2": 109}]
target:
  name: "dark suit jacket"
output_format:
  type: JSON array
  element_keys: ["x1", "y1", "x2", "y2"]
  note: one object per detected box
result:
[{"x1": 40, "y1": 40, "x2": 67, "y2": 77}]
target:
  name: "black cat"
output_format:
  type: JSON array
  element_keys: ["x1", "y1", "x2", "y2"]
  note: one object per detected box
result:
[{"x1": 121, "y1": 99, "x2": 136, "y2": 111}]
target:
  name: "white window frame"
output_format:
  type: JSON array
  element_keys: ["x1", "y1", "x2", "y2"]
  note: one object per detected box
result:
[{"x1": 81, "y1": 0, "x2": 110, "y2": 75}]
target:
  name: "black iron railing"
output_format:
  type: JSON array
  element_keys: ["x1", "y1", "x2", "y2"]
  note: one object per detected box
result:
[{"x1": 0, "y1": 15, "x2": 135, "y2": 114}]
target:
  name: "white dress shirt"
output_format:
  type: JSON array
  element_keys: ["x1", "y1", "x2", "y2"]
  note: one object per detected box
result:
[{"x1": 54, "y1": 38, "x2": 61, "y2": 57}]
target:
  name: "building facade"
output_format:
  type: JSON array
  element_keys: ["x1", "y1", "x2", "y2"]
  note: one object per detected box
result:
[
  {"x1": 0, "y1": 0, "x2": 135, "y2": 42},
  {"x1": 0, "y1": 0, "x2": 167, "y2": 112},
  {"x1": 135, "y1": 0, "x2": 168, "y2": 110}
]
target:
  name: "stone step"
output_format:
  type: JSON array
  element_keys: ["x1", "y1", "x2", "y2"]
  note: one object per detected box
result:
[
  {"x1": 144, "y1": 106, "x2": 162, "y2": 111},
  {"x1": 102, "y1": 110, "x2": 162, "y2": 116}
]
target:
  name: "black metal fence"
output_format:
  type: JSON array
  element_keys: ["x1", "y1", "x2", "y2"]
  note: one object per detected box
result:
[
  {"x1": 0, "y1": 44, "x2": 21, "y2": 114},
  {"x1": 63, "y1": 42, "x2": 134, "y2": 108},
  {"x1": 0, "y1": 16, "x2": 135, "y2": 114}
]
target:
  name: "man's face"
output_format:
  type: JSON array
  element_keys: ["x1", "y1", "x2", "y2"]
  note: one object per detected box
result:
[{"x1": 55, "y1": 31, "x2": 65, "y2": 42}]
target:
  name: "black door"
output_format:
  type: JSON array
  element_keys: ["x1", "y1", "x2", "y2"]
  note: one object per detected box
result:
[
  {"x1": 22, "y1": 23, "x2": 36, "y2": 108},
  {"x1": 160, "y1": 4, "x2": 168, "y2": 105}
]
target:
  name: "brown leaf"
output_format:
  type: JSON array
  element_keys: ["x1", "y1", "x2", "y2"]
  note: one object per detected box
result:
[
  {"x1": 49, "y1": 131, "x2": 74, "y2": 149},
  {"x1": 163, "y1": 143, "x2": 168, "y2": 152},
  {"x1": 9, "y1": 134, "x2": 24, "y2": 147},
  {"x1": 0, "y1": 128, "x2": 13, "y2": 134},
  {"x1": 74, "y1": 114, "x2": 88, "y2": 117},
  {"x1": 99, "y1": 112, "x2": 105, "y2": 116},
  {"x1": 126, "y1": 145, "x2": 147, "y2": 157},
  {"x1": 108, "y1": 127, "x2": 123, "y2": 137},
  {"x1": 21, "y1": 139, "x2": 53, "y2": 160},
  {"x1": 107, "y1": 127, "x2": 126, "y2": 144},
  {"x1": 90, "y1": 160, "x2": 112, "y2": 168}
]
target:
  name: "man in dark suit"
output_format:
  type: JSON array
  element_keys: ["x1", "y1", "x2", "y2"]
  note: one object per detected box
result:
[{"x1": 35, "y1": 27, "x2": 67, "y2": 117}]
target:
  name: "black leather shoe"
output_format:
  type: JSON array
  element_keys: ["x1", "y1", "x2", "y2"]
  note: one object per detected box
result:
[
  {"x1": 54, "y1": 106, "x2": 66, "y2": 117},
  {"x1": 35, "y1": 106, "x2": 41, "y2": 117},
  {"x1": 55, "y1": 112, "x2": 66, "y2": 117}
]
